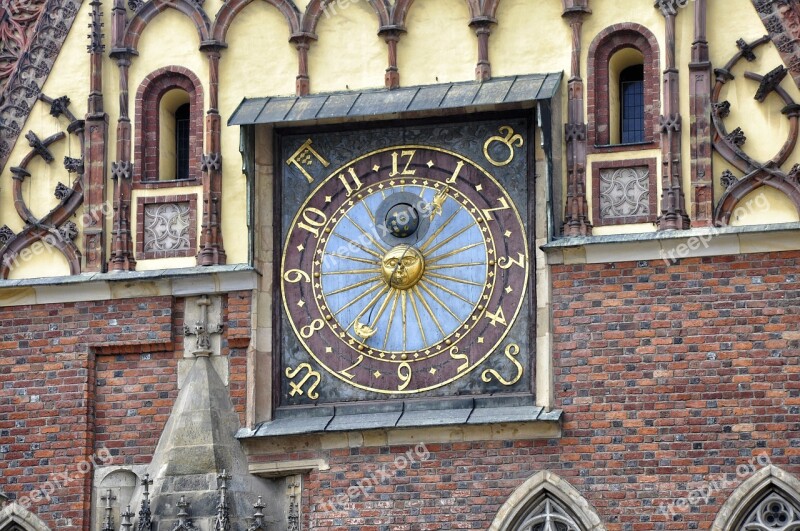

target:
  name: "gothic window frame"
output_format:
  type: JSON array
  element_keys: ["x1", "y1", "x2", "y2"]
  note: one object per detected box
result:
[
  {"x1": 134, "y1": 66, "x2": 204, "y2": 188},
  {"x1": 0, "y1": 503, "x2": 52, "y2": 531},
  {"x1": 488, "y1": 471, "x2": 605, "y2": 531},
  {"x1": 587, "y1": 23, "x2": 661, "y2": 153},
  {"x1": 591, "y1": 158, "x2": 658, "y2": 226},
  {"x1": 712, "y1": 465, "x2": 800, "y2": 531}
]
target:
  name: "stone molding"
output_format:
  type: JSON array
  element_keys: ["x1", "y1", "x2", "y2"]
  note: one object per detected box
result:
[
  {"x1": 486, "y1": 470, "x2": 606, "y2": 531},
  {"x1": 711, "y1": 465, "x2": 800, "y2": 531}
]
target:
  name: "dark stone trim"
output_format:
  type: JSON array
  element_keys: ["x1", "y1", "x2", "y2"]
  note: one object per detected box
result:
[{"x1": 0, "y1": 0, "x2": 82, "y2": 172}]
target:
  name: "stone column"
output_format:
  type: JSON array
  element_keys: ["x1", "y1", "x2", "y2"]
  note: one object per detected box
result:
[
  {"x1": 561, "y1": 0, "x2": 593, "y2": 236},
  {"x1": 656, "y1": 0, "x2": 691, "y2": 230},
  {"x1": 689, "y1": 0, "x2": 714, "y2": 226}
]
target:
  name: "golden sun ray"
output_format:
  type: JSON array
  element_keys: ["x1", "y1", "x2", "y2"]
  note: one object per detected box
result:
[
  {"x1": 419, "y1": 208, "x2": 460, "y2": 252},
  {"x1": 335, "y1": 282, "x2": 386, "y2": 316},
  {"x1": 343, "y1": 212, "x2": 387, "y2": 254},
  {"x1": 427, "y1": 241, "x2": 484, "y2": 264},
  {"x1": 423, "y1": 277, "x2": 475, "y2": 306},
  {"x1": 408, "y1": 289, "x2": 427, "y2": 346},
  {"x1": 331, "y1": 233, "x2": 383, "y2": 259},
  {"x1": 325, "y1": 252, "x2": 379, "y2": 266},
  {"x1": 412, "y1": 285, "x2": 445, "y2": 339},
  {"x1": 346, "y1": 285, "x2": 391, "y2": 333},
  {"x1": 418, "y1": 281, "x2": 462, "y2": 323},
  {"x1": 401, "y1": 290, "x2": 408, "y2": 351},
  {"x1": 323, "y1": 267, "x2": 382, "y2": 276},
  {"x1": 326, "y1": 276, "x2": 382, "y2": 297},
  {"x1": 423, "y1": 222, "x2": 474, "y2": 257},
  {"x1": 382, "y1": 290, "x2": 401, "y2": 350},
  {"x1": 425, "y1": 271, "x2": 483, "y2": 287},
  {"x1": 426, "y1": 261, "x2": 485, "y2": 270}
]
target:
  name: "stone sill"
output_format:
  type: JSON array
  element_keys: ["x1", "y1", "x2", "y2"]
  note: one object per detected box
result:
[
  {"x1": 542, "y1": 222, "x2": 800, "y2": 265},
  {"x1": 0, "y1": 265, "x2": 259, "y2": 306},
  {"x1": 237, "y1": 395, "x2": 562, "y2": 445}
]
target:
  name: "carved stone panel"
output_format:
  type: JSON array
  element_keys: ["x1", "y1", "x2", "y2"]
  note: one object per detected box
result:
[
  {"x1": 135, "y1": 195, "x2": 197, "y2": 260},
  {"x1": 593, "y1": 159, "x2": 658, "y2": 225}
]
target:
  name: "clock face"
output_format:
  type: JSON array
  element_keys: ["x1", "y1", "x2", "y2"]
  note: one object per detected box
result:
[{"x1": 281, "y1": 145, "x2": 529, "y2": 394}]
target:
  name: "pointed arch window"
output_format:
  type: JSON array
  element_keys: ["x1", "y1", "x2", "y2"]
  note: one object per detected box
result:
[
  {"x1": 738, "y1": 491, "x2": 800, "y2": 530},
  {"x1": 511, "y1": 495, "x2": 583, "y2": 531}
]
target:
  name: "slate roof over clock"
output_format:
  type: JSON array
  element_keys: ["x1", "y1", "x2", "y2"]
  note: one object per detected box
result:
[{"x1": 228, "y1": 73, "x2": 563, "y2": 127}]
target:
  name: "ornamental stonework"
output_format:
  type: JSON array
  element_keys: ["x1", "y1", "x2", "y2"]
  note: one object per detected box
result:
[
  {"x1": 143, "y1": 202, "x2": 191, "y2": 253},
  {"x1": 598, "y1": 166, "x2": 651, "y2": 220}
]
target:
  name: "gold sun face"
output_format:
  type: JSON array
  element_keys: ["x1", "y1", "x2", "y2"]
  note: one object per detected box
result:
[{"x1": 381, "y1": 245, "x2": 425, "y2": 290}]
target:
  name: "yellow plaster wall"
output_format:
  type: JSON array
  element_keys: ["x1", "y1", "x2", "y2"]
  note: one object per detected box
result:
[
  {"x1": 5, "y1": 0, "x2": 800, "y2": 281},
  {"x1": 397, "y1": 0, "x2": 475, "y2": 86},
  {"x1": 6, "y1": 243, "x2": 70, "y2": 280},
  {"x1": 308, "y1": 0, "x2": 385, "y2": 92},
  {"x1": 0, "y1": 0, "x2": 93, "y2": 279},
  {"x1": 217, "y1": 1, "x2": 298, "y2": 266},
  {"x1": 490, "y1": 0, "x2": 570, "y2": 77}
]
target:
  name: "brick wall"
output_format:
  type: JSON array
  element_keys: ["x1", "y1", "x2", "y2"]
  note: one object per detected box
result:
[
  {"x1": 0, "y1": 292, "x2": 250, "y2": 528},
  {"x1": 2, "y1": 252, "x2": 799, "y2": 530},
  {"x1": 276, "y1": 251, "x2": 799, "y2": 530}
]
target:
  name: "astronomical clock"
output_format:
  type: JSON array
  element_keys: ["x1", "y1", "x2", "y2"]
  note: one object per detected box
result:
[{"x1": 278, "y1": 117, "x2": 533, "y2": 404}]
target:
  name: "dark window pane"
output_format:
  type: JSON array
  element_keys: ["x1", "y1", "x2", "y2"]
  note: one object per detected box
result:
[
  {"x1": 620, "y1": 64, "x2": 645, "y2": 144},
  {"x1": 175, "y1": 103, "x2": 190, "y2": 180}
]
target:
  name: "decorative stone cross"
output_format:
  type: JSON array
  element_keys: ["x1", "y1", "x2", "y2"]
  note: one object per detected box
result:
[
  {"x1": 183, "y1": 297, "x2": 223, "y2": 357},
  {"x1": 101, "y1": 489, "x2": 116, "y2": 531}
]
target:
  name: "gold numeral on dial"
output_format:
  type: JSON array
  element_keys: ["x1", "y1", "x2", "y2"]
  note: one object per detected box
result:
[
  {"x1": 339, "y1": 167, "x2": 363, "y2": 197},
  {"x1": 300, "y1": 318, "x2": 325, "y2": 339},
  {"x1": 498, "y1": 253, "x2": 526, "y2": 270},
  {"x1": 286, "y1": 363, "x2": 322, "y2": 399},
  {"x1": 297, "y1": 207, "x2": 328, "y2": 238},
  {"x1": 485, "y1": 306, "x2": 507, "y2": 327},
  {"x1": 340, "y1": 355, "x2": 364, "y2": 379},
  {"x1": 397, "y1": 361, "x2": 412, "y2": 391},
  {"x1": 283, "y1": 269, "x2": 311, "y2": 283},
  {"x1": 390, "y1": 150, "x2": 417, "y2": 176},
  {"x1": 481, "y1": 343, "x2": 523, "y2": 386},
  {"x1": 481, "y1": 197, "x2": 510, "y2": 221},
  {"x1": 446, "y1": 161, "x2": 464, "y2": 184},
  {"x1": 449, "y1": 346, "x2": 469, "y2": 374}
]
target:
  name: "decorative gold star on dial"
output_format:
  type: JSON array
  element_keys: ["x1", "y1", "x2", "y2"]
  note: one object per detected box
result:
[
  {"x1": 325, "y1": 196, "x2": 332, "y2": 203},
  {"x1": 297, "y1": 244, "x2": 305, "y2": 252},
  {"x1": 373, "y1": 165, "x2": 380, "y2": 172},
  {"x1": 505, "y1": 286, "x2": 513, "y2": 294},
  {"x1": 429, "y1": 368, "x2": 437, "y2": 375},
  {"x1": 478, "y1": 337, "x2": 484, "y2": 344},
  {"x1": 504, "y1": 230, "x2": 512, "y2": 237},
  {"x1": 297, "y1": 300, "x2": 305, "y2": 307},
  {"x1": 373, "y1": 371, "x2": 381, "y2": 378}
]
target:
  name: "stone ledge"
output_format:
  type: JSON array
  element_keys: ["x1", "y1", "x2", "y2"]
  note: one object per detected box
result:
[
  {"x1": 0, "y1": 265, "x2": 259, "y2": 307},
  {"x1": 236, "y1": 395, "x2": 562, "y2": 444},
  {"x1": 249, "y1": 459, "x2": 330, "y2": 478},
  {"x1": 542, "y1": 222, "x2": 800, "y2": 265}
]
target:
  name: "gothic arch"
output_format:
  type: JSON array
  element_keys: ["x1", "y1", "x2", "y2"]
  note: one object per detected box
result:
[
  {"x1": 0, "y1": 503, "x2": 52, "y2": 531},
  {"x1": 390, "y1": 0, "x2": 481, "y2": 27},
  {"x1": 713, "y1": 170, "x2": 800, "y2": 226},
  {"x1": 211, "y1": 0, "x2": 301, "y2": 43},
  {"x1": 488, "y1": 471, "x2": 605, "y2": 531},
  {"x1": 301, "y1": 0, "x2": 390, "y2": 34},
  {"x1": 712, "y1": 465, "x2": 800, "y2": 531},
  {"x1": 123, "y1": 0, "x2": 212, "y2": 52}
]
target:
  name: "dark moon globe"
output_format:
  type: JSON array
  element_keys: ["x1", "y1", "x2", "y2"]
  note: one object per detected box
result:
[{"x1": 384, "y1": 203, "x2": 419, "y2": 238}]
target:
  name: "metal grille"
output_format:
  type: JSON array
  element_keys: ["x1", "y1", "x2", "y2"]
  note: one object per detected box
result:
[
  {"x1": 512, "y1": 496, "x2": 583, "y2": 531},
  {"x1": 620, "y1": 64, "x2": 645, "y2": 144},
  {"x1": 740, "y1": 492, "x2": 800, "y2": 530}
]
